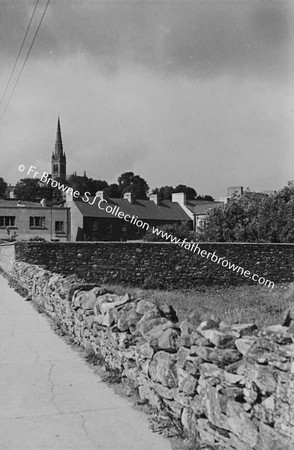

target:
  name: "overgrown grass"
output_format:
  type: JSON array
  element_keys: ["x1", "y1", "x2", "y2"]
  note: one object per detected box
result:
[{"x1": 102, "y1": 282, "x2": 294, "y2": 327}]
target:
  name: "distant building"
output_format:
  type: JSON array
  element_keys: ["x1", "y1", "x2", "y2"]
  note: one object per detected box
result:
[
  {"x1": 219, "y1": 186, "x2": 275, "y2": 204},
  {"x1": 65, "y1": 191, "x2": 192, "y2": 241},
  {"x1": 51, "y1": 117, "x2": 66, "y2": 181},
  {"x1": 227, "y1": 186, "x2": 244, "y2": 197},
  {"x1": 0, "y1": 199, "x2": 69, "y2": 241},
  {"x1": 5, "y1": 184, "x2": 16, "y2": 199}
]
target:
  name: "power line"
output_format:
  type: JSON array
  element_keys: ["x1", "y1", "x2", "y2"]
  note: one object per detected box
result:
[
  {"x1": 0, "y1": 0, "x2": 51, "y2": 122},
  {"x1": 0, "y1": 0, "x2": 41, "y2": 109}
]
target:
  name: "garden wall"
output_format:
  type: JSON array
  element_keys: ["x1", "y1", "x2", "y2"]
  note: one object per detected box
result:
[
  {"x1": 0, "y1": 242, "x2": 15, "y2": 273},
  {"x1": 8, "y1": 261, "x2": 294, "y2": 450},
  {"x1": 9, "y1": 241, "x2": 294, "y2": 288}
]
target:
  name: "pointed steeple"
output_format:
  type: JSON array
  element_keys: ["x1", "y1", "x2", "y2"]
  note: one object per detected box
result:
[
  {"x1": 54, "y1": 117, "x2": 64, "y2": 157},
  {"x1": 51, "y1": 116, "x2": 66, "y2": 181}
]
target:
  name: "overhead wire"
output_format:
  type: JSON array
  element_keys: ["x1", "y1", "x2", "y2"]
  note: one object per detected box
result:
[
  {"x1": 0, "y1": 0, "x2": 51, "y2": 122},
  {"x1": 0, "y1": 0, "x2": 41, "y2": 109}
]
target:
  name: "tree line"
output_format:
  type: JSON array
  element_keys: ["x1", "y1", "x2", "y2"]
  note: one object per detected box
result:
[{"x1": 0, "y1": 172, "x2": 213, "y2": 203}]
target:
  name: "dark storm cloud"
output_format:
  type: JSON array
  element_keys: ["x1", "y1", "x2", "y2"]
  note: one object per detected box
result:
[{"x1": 0, "y1": 0, "x2": 293, "y2": 79}]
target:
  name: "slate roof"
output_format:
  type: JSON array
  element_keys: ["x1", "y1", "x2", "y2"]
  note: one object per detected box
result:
[
  {"x1": 74, "y1": 196, "x2": 191, "y2": 221},
  {"x1": 185, "y1": 200, "x2": 224, "y2": 215}
]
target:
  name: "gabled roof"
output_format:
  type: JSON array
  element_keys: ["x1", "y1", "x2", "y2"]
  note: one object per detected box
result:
[
  {"x1": 185, "y1": 200, "x2": 224, "y2": 215},
  {"x1": 74, "y1": 196, "x2": 191, "y2": 221}
]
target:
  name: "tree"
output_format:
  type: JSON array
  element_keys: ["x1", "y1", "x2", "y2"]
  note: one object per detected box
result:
[
  {"x1": 105, "y1": 183, "x2": 121, "y2": 198},
  {"x1": 152, "y1": 184, "x2": 198, "y2": 201},
  {"x1": 174, "y1": 184, "x2": 197, "y2": 200},
  {"x1": 0, "y1": 177, "x2": 8, "y2": 198},
  {"x1": 14, "y1": 178, "x2": 55, "y2": 202},
  {"x1": 151, "y1": 186, "x2": 174, "y2": 201},
  {"x1": 196, "y1": 195, "x2": 215, "y2": 201},
  {"x1": 118, "y1": 172, "x2": 149, "y2": 200},
  {"x1": 67, "y1": 174, "x2": 108, "y2": 196},
  {"x1": 88, "y1": 178, "x2": 108, "y2": 194},
  {"x1": 198, "y1": 183, "x2": 294, "y2": 243}
]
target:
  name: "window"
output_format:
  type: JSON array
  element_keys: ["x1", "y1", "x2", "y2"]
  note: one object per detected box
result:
[
  {"x1": 106, "y1": 223, "x2": 112, "y2": 235},
  {"x1": 53, "y1": 164, "x2": 58, "y2": 172},
  {"x1": 55, "y1": 221, "x2": 64, "y2": 233},
  {"x1": 93, "y1": 219, "x2": 98, "y2": 231},
  {"x1": 29, "y1": 216, "x2": 45, "y2": 228},
  {"x1": 0, "y1": 216, "x2": 15, "y2": 227},
  {"x1": 121, "y1": 224, "x2": 127, "y2": 232},
  {"x1": 135, "y1": 227, "x2": 140, "y2": 235}
]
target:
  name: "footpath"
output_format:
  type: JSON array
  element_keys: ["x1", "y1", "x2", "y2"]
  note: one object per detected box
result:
[{"x1": 0, "y1": 274, "x2": 172, "y2": 450}]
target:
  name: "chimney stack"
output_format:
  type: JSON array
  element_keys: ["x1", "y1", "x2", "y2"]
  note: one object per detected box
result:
[
  {"x1": 150, "y1": 193, "x2": 159, "y2": 205},
  {"x1": 123, "y1": 192, "x2": 133, "y2": 203},
  {"x1": 95, "y1": 191, "x2": 107, "y2": 201},
  {"x1": 171, "y1": 192, "x2": 186, "y2": 205}
]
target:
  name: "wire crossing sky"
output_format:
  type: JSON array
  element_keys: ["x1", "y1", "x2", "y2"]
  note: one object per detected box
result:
[{"x1": 0, "y1": 0, "x2": 51, "y2": 122}]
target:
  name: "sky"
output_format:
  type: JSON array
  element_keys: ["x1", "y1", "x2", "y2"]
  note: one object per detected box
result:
[{"x1": 0, "y1": 0, "x2": 293, "y2": 199}]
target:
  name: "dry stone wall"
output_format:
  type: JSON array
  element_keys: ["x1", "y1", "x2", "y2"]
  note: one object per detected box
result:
[
  {"x1": 0, "y1": 242, "x2": 15, "y2": 273},
  {"x1": 8, "y1": 261, "x2": 294, "y2": 450}
]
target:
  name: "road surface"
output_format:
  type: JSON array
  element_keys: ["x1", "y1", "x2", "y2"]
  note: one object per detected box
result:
[{"x1": 0, "y1": 274, "x2": 172, "y2": 450}]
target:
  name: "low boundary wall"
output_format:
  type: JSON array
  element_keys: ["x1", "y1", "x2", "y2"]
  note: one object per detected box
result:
[
  {"x1": 0, "y1": 242, "x2": 15, "y2": 273},
  {"x1": 7, "y1": 241, "x2": 294, "y2": 288}
]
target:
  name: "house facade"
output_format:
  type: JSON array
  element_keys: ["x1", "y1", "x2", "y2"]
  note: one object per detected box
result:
[
  {"x1": 0, "y1": 199, "x2": 70, "y2": 241},
  {"x1": 65, "y1": 191, "x2": 192, "y2": 241}
]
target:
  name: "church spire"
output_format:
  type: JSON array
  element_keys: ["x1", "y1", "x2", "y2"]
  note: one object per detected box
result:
[
  {"x1": 51, "y1": 116, "x2": 66, "y2": 181},
  {"x1": 54, "y1": 116, "x2": 64, "y2": 157}
]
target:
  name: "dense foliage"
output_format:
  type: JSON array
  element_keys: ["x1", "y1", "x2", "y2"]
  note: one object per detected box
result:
[
  {"x1": 152, "y1": 184, "x2": 196, "y2": 201},
  {"x1": 151, "y1": 184, "x2": 213, "y2": 201},
  {"x1": 0, "y1": 177, "x2": 8, "y2": 198},
  {"x1": 117, "y1": 171, "x2": 149, "y2": 200},
  {"x1": 198, "y1": 183, "x2": 294, "y2": 243},
  {"x1": 14, "y1": 178, "x2": 58, "y2": 202},
  {"x1": 67, "y1": 174, "x2": 108, "y2": 196}
]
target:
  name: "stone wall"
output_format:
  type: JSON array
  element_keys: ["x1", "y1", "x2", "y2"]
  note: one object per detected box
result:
[
  {"x1": 10, "y1": 241, "x2": 294, "y2": 288},
  {"x1": 0, "y1": 242, "x2": 15, "y2": 273},
  {"x1": 8, "y1": 261, "x2": 294, "y2": 450}
]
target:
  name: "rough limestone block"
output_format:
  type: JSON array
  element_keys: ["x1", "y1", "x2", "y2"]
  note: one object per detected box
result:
[
  {"x1": 198, "y1": 328, "x2": 237, "y2": 348},
  {"x1": 235, "y1": 336, "x2": 257, "y2": 356},
  {"x1": 148, "y1": 351, "x2": 177, "y2": 388}
]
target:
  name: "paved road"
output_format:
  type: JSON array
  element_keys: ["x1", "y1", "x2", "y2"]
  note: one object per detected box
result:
[{"x1": 0, "y1": 275, "x2": 172, "y2": 450}]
